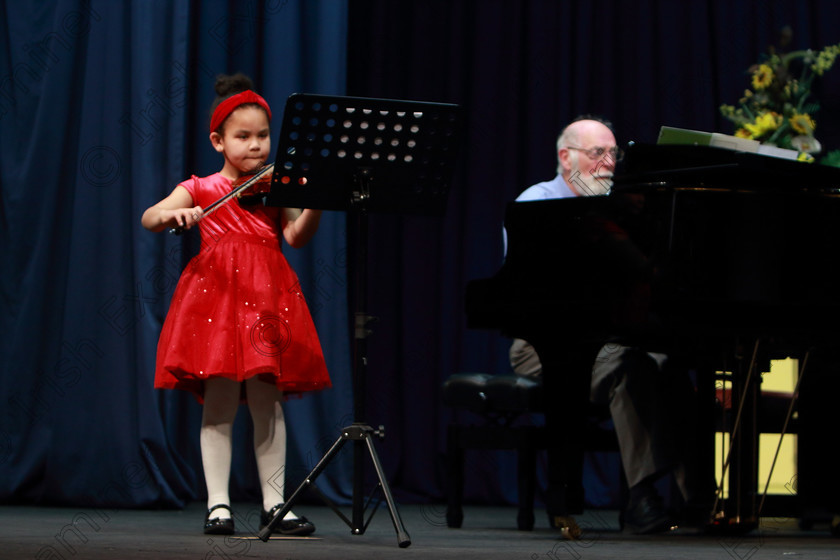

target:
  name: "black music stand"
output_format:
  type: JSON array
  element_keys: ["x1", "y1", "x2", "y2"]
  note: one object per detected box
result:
[{"x1": 257, "y1": 94, "x2": 461, "y2": 547}]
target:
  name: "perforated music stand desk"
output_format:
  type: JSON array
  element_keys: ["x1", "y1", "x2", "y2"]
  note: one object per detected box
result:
[
  {"x1": 258, "y1": 94, "x2": 462, "y2": 547},
  {"x1": 265, "y1": 93, "x2": 459, "y2": 214}
]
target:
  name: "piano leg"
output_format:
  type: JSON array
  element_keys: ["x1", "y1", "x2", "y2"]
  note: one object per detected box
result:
[
  {"x1": 674, "y1": 353, "x2": 719, "y2": 528},
  {"x1": 531, "y1": 339, "x2": 601, "y2": 527},
  {"x1": 798, "y1": 346, "x2": 840, "y2": 530},
  {"x1": 685, "y1": 351, "x2": 719, "y2": 527}
]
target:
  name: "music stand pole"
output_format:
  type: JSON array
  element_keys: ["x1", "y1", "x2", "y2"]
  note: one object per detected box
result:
[
  {"x1": 351, "y1": 182, "x2": 369, "y2": 530},
  {"x1": 347, "y1": 171, "x2": 406, "y2": 539},
  {"x1": 256, "y1": 94, "x2": 460, "y2": 548}
]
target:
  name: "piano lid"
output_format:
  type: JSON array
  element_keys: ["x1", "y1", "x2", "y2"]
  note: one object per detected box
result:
[{"x1": 613, "y1": 143, "x2": 840, "y2": 193}]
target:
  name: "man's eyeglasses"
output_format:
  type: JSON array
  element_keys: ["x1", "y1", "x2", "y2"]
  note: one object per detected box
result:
[{"x1": 566, "y1": 145, "x2": 624, "y2": 162}]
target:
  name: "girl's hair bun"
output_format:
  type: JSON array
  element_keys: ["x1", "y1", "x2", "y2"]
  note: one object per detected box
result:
[{"x1": 214, "y1": 73, "x2": 255, "y2": 97}]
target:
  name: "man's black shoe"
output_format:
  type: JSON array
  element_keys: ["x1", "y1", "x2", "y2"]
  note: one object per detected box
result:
[{"x1": 623, "y1": 494, "x2": 675, "y2": 534}]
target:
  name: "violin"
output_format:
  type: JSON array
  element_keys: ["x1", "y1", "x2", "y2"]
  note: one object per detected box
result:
[
  {"x1": 236, "y1": 165, "x2": 274, "y2": 205},
  {"x1": 169, "y1": 163, "x2": 274, "y2": 235}
]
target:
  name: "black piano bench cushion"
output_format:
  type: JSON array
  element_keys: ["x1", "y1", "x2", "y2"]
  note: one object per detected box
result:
[
  {"x1": 442, "y1": 373, "x2": 544, "y2": 415},
  {"x1": 442, "y1": 373, "x2": 493, "y2": 414},
  {"x1": 483, "y1": 375, "x2": 544, "y2": 413}
]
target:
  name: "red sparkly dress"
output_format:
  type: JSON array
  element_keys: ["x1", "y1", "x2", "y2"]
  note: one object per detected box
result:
[{"x1": 154, "y1": 173, "x2": 331, "y2": 400}]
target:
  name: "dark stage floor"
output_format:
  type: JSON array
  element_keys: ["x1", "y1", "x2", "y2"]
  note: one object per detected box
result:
[{"x1": 2, "y1": 502, "x2": 839, "y2": 560}]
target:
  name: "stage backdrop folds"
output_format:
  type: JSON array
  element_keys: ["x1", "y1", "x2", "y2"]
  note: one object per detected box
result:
[{"x1": 0, "y1": 0, "x2": 353, "y2": 509}]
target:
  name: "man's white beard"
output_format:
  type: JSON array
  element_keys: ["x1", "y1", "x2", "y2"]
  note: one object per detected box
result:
[{"x1": 568, "y1": 162, "x2": 613, "y2": 196}]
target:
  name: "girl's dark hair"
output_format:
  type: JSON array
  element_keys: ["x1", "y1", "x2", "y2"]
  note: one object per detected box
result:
[
  {"x1": 214, "y1": 72, "x2": 254, "y2": 99},
  {"x1": 209, "y1": 73, "x2": 267, "y2": 133}
]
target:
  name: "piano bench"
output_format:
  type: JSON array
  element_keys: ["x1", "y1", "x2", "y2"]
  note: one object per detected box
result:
[{"x1": 442, "y1": 372, "x2": 546, "y2": 531}]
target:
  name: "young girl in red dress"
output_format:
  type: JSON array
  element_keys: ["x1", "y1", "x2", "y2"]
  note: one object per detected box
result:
[{"x1": 141, "y1": 74, "x2": 331, "y2": 536}]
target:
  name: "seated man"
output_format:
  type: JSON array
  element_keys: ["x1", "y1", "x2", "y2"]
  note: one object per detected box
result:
[{"x1": 508, "y1": 116, "x2": 700, "y2": 534}]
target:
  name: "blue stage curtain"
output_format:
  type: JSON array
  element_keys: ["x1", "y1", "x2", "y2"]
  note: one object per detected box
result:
[{"x1": 0, "y1": 0, "x2": 352, "y2": 508}]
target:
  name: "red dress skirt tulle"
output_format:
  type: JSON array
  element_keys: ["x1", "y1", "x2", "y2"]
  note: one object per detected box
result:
[{"x1": 154, "y1": 232, "x2": 331, "y2": 401}]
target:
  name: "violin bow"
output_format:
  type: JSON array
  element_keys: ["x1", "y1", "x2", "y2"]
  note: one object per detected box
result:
[{"x1": 169, "y1": 163, "x2": 275, "y2": 235}]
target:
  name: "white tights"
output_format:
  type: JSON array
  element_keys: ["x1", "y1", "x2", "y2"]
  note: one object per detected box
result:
[{"x1": 201, "y1": 376, "x2": 291, "y2": 519}]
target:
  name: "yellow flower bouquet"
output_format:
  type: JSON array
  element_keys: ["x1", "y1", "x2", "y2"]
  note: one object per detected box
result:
[{"x1": 720, "y1": 31, "x2": 840, "y2": 163}]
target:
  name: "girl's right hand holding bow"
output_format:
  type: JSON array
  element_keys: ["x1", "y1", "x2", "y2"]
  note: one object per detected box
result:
[
  {"x1": 163, "y1": 206, "x2": 204, "y2": 231},
  {"x1": 141, "y1": 185, "x2": 202, "y2": 233}
]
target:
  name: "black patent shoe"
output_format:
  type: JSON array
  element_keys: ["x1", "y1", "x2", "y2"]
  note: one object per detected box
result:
[
  {"x1": 204, "y1": 504, "x2": 235, "y2": 535},
  {"x1": 261, "y1": 504, "x2": 316, "y2": 536}
]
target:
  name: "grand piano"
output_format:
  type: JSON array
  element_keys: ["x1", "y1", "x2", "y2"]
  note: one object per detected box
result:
[{"x1": 465, "y1": 143, "x2": 840, "y2": 530}]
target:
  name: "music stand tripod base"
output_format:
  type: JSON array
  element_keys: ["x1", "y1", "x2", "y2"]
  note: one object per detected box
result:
[
  {"x1": 258, "y1": 93, "x2": 462, "y2": 548},
  {"x1": 258, "y1": 423, "x2": 411, "y2": 547}
]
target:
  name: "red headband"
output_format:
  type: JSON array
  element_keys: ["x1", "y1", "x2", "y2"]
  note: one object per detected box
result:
[{"x1": 209, "y1": 90, "x2": 272, "y2": 132}]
